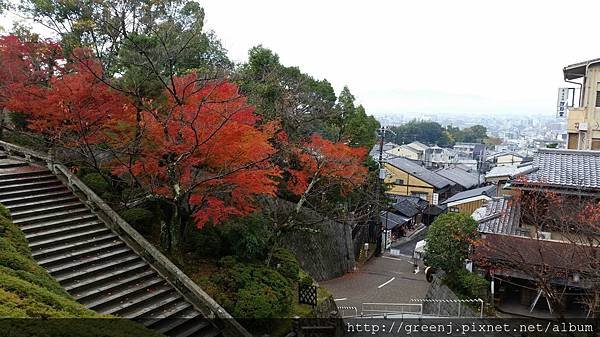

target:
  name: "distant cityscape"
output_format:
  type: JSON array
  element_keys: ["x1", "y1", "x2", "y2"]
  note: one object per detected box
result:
[{"x1": 376, "y1": 112, "x2": 566, "y2": 155}]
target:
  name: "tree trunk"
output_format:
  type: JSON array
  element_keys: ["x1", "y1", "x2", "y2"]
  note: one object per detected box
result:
[{"x1": 159, "y1": 203, "x2": 187, "y2": 260}]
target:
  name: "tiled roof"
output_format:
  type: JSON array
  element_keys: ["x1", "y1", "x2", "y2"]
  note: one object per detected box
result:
[
  {"x1": 370, "y1": 143, "x2": 399, "y2": 162},
  {"x1": 435, "y1": 166, "x2": 480, "y2": 189},
  {"x1": 386, "y1": 157, "x2": 454, "y2": 190},
  {"x1": 391, "y1": 195, "x2": 429, "y2": 210},
  {"x1": 474, "y1": 197, "x2": 526, "y2": 236},
  {"x1": 400, "y1": 144, "x2": 422, "y2": 154},
  {"x1": 485, "y1": 164, "x2": 533, "y2": 179},
  {"x1": 380, "y1": 211, "x2": 410, "y2": 230},
  {"x1": 442, "y1": 185, "x2": 496, "y2": 204},
  {"x1": 520, "y1": 149, "x2": 600, "y2": 190},
  {"x1": 407, "y1": 141, "x2": 429, "y2": 152},
  {"x1": 392, "y1": 199, "x2": 420, "y2": 218}
]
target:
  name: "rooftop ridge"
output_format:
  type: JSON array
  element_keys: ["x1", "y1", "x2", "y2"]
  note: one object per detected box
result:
[{"x1": 536, "y1": 148, "x2": 600, "y2": 156}]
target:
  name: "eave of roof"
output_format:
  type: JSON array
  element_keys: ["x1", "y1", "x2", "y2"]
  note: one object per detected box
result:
[{"x1": 564, "y1": 58, "x2": 600, "y2": 80}]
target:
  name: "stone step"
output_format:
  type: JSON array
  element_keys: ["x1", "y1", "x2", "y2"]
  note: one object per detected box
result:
[
  {"x1": 0, "y1": 160, "x2": 30, "y2": 169},
  {"x1": 86, "y1": 276, "x2": 166, "y2": 311},
  {"x1": 63, "y1": 260, "x2": 149, "y2": 292},
  {"x1": 139, "y1": 300, "x2": 194, "y2": 327},
  {"x1": 100, "y1": 284, "x2": 173, "y2": 316},
  {"x1": 0, "y1": 189, "x2": 72, "y2": 205},
  {"x1": 0, "y1": 168, "x2": 51, "y2": 180},
  {"x1": 54, "y1": 254, "x2": 140, "y2": 284},
  {"x1": 0, "y1": 156, "x2": 222, "y2": 336},
  {"x1": 168, "y1": 319, "x2": 216, "y2": 337},
  {"x1": 37, "y1": 240, "x2": 125, "y2": 268},
  {"x1": 20, "y1": 213, "x2": 98, "y2": 234},
  {"x1": 25, "y1": 220, "x2": 103, "y2": 242},
  {"x1": 0, "y1": 173, "x2": 56, "y2": 186},
  {"x1": 6, "y1": 195, "x2": 79, "y2": 213},
  {"x1": 0, "y1": 179, "x2": 62, "y2": 193},
  {"x1": 123, "y1": 292, "x2": 183, "y2": 320},
  {"x1": 11, "y1": 202, "x2": 84, "y2": 220},
  {"x1": 0, "y1": 185, "x2": 69, "y2": 199},
  {"x1": 29, "y1": 226, "x2": 110, "y2": 250},
  {"x1": 151, "y1": 308, "x2": 200, "y2": 335},
  {"x1": 73, "y1": 269, "x2": 157, "y2": 302},
  {"x1": 14, "y1": 207, "x2": 90, "y2": 225},
  {"x1": 47, "y1": 246, "x2": 133, "y2": 274},
  {"x1": 32, "y1": 232, "x2": 118, "y2": 260}
]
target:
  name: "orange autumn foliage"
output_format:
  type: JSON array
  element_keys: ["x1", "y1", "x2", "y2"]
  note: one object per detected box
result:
[
  {"x1": 111, "y1": 74, "x2": 281, "y2": 227},
  {"x1": 288, "y1": 134, "x2": 368, "y2": 196},
  {"x1": 6, "y1": 48, "x2": 136, "y2": 147}
]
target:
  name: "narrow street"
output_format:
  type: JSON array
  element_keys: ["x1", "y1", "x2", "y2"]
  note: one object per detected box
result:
[
  {"x1": 391, "y1": 227, "x2": 427, "y2": 256},
  {"x1": 320, "y1": 254, "x2": 429, "y2": 316}
]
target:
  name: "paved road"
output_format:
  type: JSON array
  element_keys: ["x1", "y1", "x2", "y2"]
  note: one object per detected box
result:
[
  {"x1": 320, "y1": 255, "x2": 429, "y2": 316},
  {"x1": 392, "y1": 227, "x2": 427, "y2": 256}
]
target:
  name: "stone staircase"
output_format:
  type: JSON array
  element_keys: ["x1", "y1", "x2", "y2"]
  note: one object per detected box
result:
[{"x1": 0, "y1": 154, "x2": 222, "y2": 337}]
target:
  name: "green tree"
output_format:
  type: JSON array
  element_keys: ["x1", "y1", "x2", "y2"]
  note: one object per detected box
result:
[
  {"x1": 328, "y1": 86, "x2": 378, "y2": 147},
  {"x1": 345, "y1": 104, "x2": 379, "y2": 148},
  {"x1": 19, "y1": 0, "x2": 232, "y2": 79},
  {"x1": 389, "y1": 120, "x2": 449, "y2": 145},
  {"x1": 424, "y1": 213, "x2": 478, "y2": 274},
  {"x1": 237, "y1": 46, "x2": 336, "y2": 140}
]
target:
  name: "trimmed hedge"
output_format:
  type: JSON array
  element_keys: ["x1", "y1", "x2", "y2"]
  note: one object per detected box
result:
[{"x1": 0, "y1": 204, "x2": 160, "y2": 336}]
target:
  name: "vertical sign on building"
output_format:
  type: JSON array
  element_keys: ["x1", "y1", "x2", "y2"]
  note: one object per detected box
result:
[{"x1": 557, "y1": 88, "x2": 569, "y2": 118}]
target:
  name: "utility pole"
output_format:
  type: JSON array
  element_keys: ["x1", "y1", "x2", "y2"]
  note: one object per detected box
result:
[{"x1": 374, "y1": 126, "x2": 395, "y2": 256}]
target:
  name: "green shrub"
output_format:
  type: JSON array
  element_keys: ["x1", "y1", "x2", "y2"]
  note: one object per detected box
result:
[
  {"x1": 119, "y1": 208, "x2": 155, "y2": 235},
  {"x1": 299, "y1": 274, "x2": 313, "y2": 288},
  {"x1": 81, "y1": 172, "x2": 110, "y2": 195},
  {"x1": 9, "y1": 112, "x2": 27, "y2": 130},
  {"x1": 425, "y1": 213, "x2": 478, "y2": 274},
  {"x1": 187, "y1": 224, "x2": 225, "y2": 257},
  {"x1": 206, "y1": 262, "x2": 293, "y2": 319},
  {"x1": 445, "y1": 269, "x2": 490, "y2": 300},
  {"x1": 222, "y1": 213, "x2": 270, "y2": 261},
  {"x1": 0, "y1": 204, "x2": 11, "y2": 220},
  {"x1": 218, "y1": 256, "x2": 238, "y2": 269},
  {"x1": 234, "y1": 282, "x2": 286, "y2": 319},
  {"x1": 188, "y1": 213, "x2": 271, "y2": 261},
  {"x1": 269, "y1": 248, "x2": 300, "y2": 282}
]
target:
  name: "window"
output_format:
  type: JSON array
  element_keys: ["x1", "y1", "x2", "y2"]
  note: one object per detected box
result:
[
  {"x1": 596, "y1": 91, "x2": 600, "y2": 107},
  {"x1": 394, "y1": 178, "x2": 404, "y2": 185},
  {"x1": 449, "y1": 207, "x2": 459, "y2": 213},
  {"x1": 411, "y1": 192, "x2": 428, "y2": 200}
]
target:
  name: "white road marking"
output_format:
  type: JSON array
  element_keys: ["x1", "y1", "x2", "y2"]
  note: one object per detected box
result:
[
  {"x1": 334, "y1": 298, "x2": 348, "y2": 301},
  {"x1": 377, "y1": 277, "x2": 396, "y2": 289},
  {"x1": 382, "y1": 255, "x2": 414, "y2": 265}
]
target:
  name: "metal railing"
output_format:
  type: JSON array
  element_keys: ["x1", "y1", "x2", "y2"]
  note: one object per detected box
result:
[
  {"x1": 411, "y1": 298, "x2": 484, "y2": 318},
  {"x1": 361, "y1": 302, "x2": 423, "y2": 318},
  {"x1": 0, "y1": 140, "x2": 252, "y2": 337}
]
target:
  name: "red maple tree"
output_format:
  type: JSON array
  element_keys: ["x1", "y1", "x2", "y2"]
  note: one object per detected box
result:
[
  {"x1": 0, "y1": 35, "x2": 62, "y2": 109},
  {"x1": 1, "y1": 34, "x2": 372, "y2": 255},
  {"x1": 282, "y1": 133, "x2": 368, "y2": 224},
  {"x1": 108, "y1": 73, "x2": 281, "y2": 252}
]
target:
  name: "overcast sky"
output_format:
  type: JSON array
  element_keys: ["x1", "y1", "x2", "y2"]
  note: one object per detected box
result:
[
  {"x1": 2, "y1": 1, "x2": 599, "y2": 117},
  {"x1": 200, "y1": 0, "x2": 600, "y2": 117}
]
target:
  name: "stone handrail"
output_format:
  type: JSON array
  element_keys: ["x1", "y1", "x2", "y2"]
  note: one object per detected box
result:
[{"x1": 0, "y1": 141, "x2": 251, "y2": 337}]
